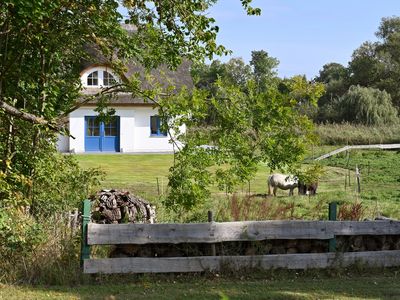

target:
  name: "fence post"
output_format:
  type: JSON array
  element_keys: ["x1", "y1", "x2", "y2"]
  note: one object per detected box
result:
[
  {"x1": 328, "y1": 202, "x2": 337, "y2": 252},
  {"x1": 208, "y1": 210, "x2": 216, "y2": 256},
  {"x1": 356, "y1": 165, "x2": 361, "y2": 194},
  {"x1": 80, "y1": 199, "x2": 91, "y2": 268}
]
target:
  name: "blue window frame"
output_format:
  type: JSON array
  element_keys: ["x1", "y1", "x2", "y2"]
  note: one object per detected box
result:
[{"x1": 150, "y1": 115, "x2": 167, "y2": 136}]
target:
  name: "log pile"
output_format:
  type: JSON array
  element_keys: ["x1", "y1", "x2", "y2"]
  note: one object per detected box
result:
[
  {"x1": 109, "y1": 236, "x2": 400, "y2": 258},
  {"x1": 91, "y1": 189, "x2": 156, "y2": 224}
]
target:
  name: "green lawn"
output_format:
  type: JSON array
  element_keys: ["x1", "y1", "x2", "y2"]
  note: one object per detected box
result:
[
  {"x1": 2, "y1": 271, "x2": 400, "y2": 299},
  {"x1": 76, "y1": 154, "x2": 174, "y2": 201}
]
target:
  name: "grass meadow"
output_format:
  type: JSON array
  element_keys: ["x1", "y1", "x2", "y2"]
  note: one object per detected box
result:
[{"x1": 75, "y1": 147, "x2": 400, "y2": 222}]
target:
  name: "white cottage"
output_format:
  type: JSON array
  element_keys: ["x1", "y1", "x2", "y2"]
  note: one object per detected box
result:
[{"x1": 57, "y1": 45, "x2": 191, "y2": 153}]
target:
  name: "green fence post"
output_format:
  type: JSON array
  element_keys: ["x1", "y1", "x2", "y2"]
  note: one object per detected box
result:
[
  {"x1": 328, "y1": 202, "x2": 337, "y2": 252},
  {"x1": 80, "y1": 199, "x2": 91, "y2": 268}
]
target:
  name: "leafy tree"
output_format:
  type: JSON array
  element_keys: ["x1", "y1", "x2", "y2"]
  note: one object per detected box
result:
[
  {"x1": 336, "y1": 85, "x2": 398, "y2": 126},
  {"x1": 161, "y1": 77, "x2": 324, "y2": 211},
  {"x1": 348, "y1": 42, "x2": 385, "y2": 88},
  {"x1": 191, "y1": 58, "x2": 252, "y2": 92},
  {"x1": 250, "y1": 50, "x2": 279, "y2": 91},
  {"x1": 348, "y1": 17, "x2": 400, "y2": 107},
  {"x1": 314, "y1": 63, "x2": 350, "y2": 122},
  {"x1": 315, "y1": 63, "x2": 350, "y2": 106},
  {"x1": 224, "y1": 58, "x2": 253, "y2": 88}
]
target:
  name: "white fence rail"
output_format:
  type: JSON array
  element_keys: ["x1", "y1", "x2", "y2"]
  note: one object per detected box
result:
[{"x1": 314, "y1": 144, "x2": 400, "y2": 161}]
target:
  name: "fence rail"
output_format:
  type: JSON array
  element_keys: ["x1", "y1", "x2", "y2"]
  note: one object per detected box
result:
[
  {"x1": 81, "y1": 200, "x2": 400, "y2": 274},
  {"x1": 84, "y1": 250, "x2": 400, "y2": 274},
  {"x1": 314, "y1": 144, "x2": 400, "y2": 161},
  {"x1": 87, "y1": 220, "x2": 400, "y2": 245}
]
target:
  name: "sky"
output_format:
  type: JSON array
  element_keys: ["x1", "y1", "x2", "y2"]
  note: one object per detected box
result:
[{"x1": 207, "y1": 0, "x2": 400, "y2": 79}]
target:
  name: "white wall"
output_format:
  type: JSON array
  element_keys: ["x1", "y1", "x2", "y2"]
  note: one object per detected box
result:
[
  {"x1": 133, "y1": 107, "x2": 176, "y2": 153},
  {"x1": 59, "y1": 106, "x2": 181, "y2": 153},
  {"x1": 56, "y1": 133, "x2": 69, "y2": 152}
]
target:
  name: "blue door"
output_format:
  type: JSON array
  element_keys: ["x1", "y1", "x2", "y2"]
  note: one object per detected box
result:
[{"x1": 85, "y1": 116, "x2": 120, "y2": 152}]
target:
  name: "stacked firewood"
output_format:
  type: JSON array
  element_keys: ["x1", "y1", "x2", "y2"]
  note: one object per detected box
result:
[
  {"x1": 110, "y1": 236, "x2": 400, "y2": 258},
  {"x1": 91, "y1": 189, "x2": 156, "y2": 224}
]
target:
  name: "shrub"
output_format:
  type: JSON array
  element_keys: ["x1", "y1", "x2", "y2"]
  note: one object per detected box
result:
[
  {"x1": 0, "y1": 209, "x2": 45, "y2": 259},
  {"x1": 0, "y1": 209, "x2": 83, "y2": 285}
]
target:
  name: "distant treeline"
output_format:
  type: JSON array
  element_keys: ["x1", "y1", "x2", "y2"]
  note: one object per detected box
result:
[{"x1": 194, "y1": 16, "x2": 400, "y2": 127}]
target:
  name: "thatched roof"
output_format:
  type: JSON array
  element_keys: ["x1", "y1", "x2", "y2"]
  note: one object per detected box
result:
[{"x1": 80, "y1": 24, "x2": 193, "y2": 105}]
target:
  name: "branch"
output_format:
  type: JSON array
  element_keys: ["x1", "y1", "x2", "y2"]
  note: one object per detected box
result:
[
  {"x1": 0, "y1": 99, "x2": 62, "y2": 132},
  {"x1": 58, "y1": 84, "x2": 126, "y2": 119},
  {"x1": 129, "y1": 86, "x2": 183, "y2": 151}
]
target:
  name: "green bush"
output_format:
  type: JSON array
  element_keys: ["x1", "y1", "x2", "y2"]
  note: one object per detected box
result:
[
  {"x1": 0, "y1": 209, "x2": 45, "y2": 258},
  {"x1": 1, "y1": 152, "x2": 103, "y2": 216},
  {"x1": 0, "y1": 145, "x2": 102, "y2": 284},
  {"x1": 0, "y1": 209, "x2": 83, "y2": 285},
  {"x1": 29, "y1": 153, "x2": 103, "y2": 216}
]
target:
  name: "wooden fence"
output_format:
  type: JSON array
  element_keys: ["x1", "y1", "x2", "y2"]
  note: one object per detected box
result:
[
  {"x1": 314, "y1": 143, "x2": 400, "y2": 161},
  {"x1": 80, "y1": 200, "x2": 400, "y2": 274}
]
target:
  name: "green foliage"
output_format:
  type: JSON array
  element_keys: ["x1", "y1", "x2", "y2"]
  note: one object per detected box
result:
[
  {"x1": 336, "y1": 85, "x2": 399, "y2": 126},
  {"x1": 0, "y1": 209, "x2": 45, "y2": 258},
  {"x1": 315, "y1": 16, "x2": 400, "y2": 122},
  {"x1": 191, "y1": 50, "x2": 283, "y2": 124},
  {"x1": 348, "y1": 42, "x2": 384, "y2": 88},
  {"x1": 162, "y1": 77, "x2": 323, "y2": 212},
  {"x1": 191, "y1": 58, "x2": 253, "y2": 90},
  {"x1": 0, "y1": 132, "x2": 102, "y2": 216},
  {"x1": 28, "y1": 153, "x2": 103, "y2": 216},
  {"x1": 164, "y1": 146, "x2": 214, "y2": 211},
  {"x1": 314, "y1": 63, "x2": 350, "y2": 122},
  {"x1": 250, "y1": 50, "x2": 279, "y2": 91},
  {"x1": 296, "y1": 163, "x2": 325, "y2": 185}
]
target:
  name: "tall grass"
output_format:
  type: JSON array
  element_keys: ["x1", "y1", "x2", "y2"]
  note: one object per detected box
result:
[
  {"x1": 315, "y1": 123, "x2": 400, "y2": 145},
  {"x1": 0, "y1": 213, "x2": 83, "y2": 285},
  {"x1": 214, "y1": 193, "x2": 338, "y2": 221}
]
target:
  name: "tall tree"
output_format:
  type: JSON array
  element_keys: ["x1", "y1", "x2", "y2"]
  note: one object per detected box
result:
[
  {"x1": 348, "y1": 17, "x2": 400, "y2": 107},
  {"x1": 315, "y1": 63, "x2": 349, "y2": 104},
  {"x1": 348, "y1": 42, "x2": 384, "y2": 88},
  {"x1": 250, "y1": 50, "x2": 279, "y2": 91},
  {"x1": 314, "y1": 62, "x2": 350, "y2": 122}
]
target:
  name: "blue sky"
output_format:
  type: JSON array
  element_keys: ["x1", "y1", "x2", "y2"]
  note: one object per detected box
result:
[{"x1": 208, "y1": 0, "x2": 400, "y2": 79}]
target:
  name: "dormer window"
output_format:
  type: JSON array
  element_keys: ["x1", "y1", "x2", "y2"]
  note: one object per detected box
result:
[
  {"x1": 103, "y1": 71, "x2": 116, "y2": 86},
  {"x1": 81, "y1": 66, "x2": 120, "y2": 88},
  {"x1": 87, "y1": 71, "x2": 98, "y2": 86}
]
